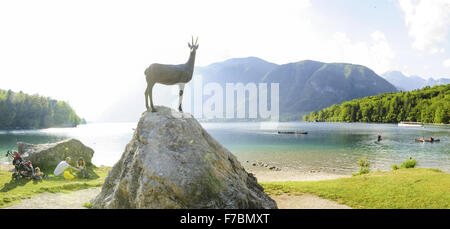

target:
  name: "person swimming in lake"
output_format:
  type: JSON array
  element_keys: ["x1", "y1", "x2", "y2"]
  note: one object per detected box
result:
[
  {"x1": 377, "y1": 135, "x2": 382, "y2": 141},
  {"x1": 76, "y1": 158, "x2": 90, "y2": 179}
]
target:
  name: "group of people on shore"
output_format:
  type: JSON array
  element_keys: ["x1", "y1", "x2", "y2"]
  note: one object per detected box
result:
[{"x1": 34, "y1": 157, "x2": 90, "y2": 180}]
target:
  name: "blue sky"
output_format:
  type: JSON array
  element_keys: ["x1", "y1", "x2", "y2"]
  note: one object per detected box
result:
[{"x1": 0, "y1": 0, "x2": 449, "y2": 120}]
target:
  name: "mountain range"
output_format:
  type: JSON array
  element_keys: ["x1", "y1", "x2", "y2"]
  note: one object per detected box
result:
[
  {"x1": 195, "y1": 57, "x2": 278, "y2": 85},
  {"x1": 261, "y1": 60, "x2": 397, "y2": 114},
  {"x1": 99, "y1": 57, "x2": 398, "y2": 122},
  {"x1": 196, "y1": 57, "x2": 397, "y2": 117},
  {"x1": 381, "y1": 71, "x2": 450, "y2": 91}
]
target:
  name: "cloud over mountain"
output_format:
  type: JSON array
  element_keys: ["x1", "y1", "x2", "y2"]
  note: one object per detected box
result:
[{"x1": 398, "y1": 0, "x2": 450, "y2": 53}]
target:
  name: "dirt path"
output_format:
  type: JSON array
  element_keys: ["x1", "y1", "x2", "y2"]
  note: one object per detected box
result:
[
  {"x1": 271, "y1": 194, "x2": 351, "y2": 209},
  {"x1": 5, "y1": 187, "x2": 350, "y2": 209},
  {"x1": 5, "y1": 187, "x2": 101, "y2": 209},
  {"x1": 2, "y1": 163, "x2": 351, "y2": 209}
]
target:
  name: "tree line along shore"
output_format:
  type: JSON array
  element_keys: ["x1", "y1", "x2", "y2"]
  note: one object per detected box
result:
[
  {"x1": 0, "y1": 89, "x2": 82, "y2": 129},
  {"x1": 304, "y1": 84, "x2": 450, "y2": 124}
]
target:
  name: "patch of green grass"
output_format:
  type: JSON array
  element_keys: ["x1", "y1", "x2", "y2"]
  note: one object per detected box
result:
[
  {"x1": 353, "y1": 167, "x2": 370, "y2": 176},
  {"x1": 82, "y1": 202, "x2": 93, "y2": 208},
  {"x1": 261, "y1": 168, "x2": 450, "y2": 209},
  {"x1": 0, "y1": 166, "x2": 110, "y2": 208},
  {"x1": 392, "y1": 164, "x2": 399, "y2": 170}
]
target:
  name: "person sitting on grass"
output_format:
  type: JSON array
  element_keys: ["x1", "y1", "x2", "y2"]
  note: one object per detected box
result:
[
  {"x1": 34, "y1": 167, "x2": 44, "y2": 180},
  {"x1": 54, "y1": 157, "x2": 79, "y2": 178},
  {"x1": 76, "y1": 158, "x2": 90, "y2": 179}
]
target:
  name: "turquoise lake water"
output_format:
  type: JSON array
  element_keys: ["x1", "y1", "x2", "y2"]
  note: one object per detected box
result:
[{"x1": 1, "y1": 122, "x2": 449, "y2": 174}]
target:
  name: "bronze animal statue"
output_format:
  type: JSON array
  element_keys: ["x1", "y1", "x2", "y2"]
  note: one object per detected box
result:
[{"x1": 144, "y1": 37, "x2": 199, "y2": 112}]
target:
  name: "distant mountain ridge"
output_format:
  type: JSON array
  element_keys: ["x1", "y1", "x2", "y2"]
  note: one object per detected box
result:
[
  {"x1": 262, "y1": 60, "x2": 397, "y2": 114},
  {"x1": 382, "y1": 71, "x2": 450, "y2": 91},
  {"x1": 195, "y1": 57, "x2": 278, "y2": 84}
]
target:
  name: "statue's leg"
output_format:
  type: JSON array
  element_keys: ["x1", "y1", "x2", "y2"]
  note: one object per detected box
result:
[
  {"x1": 149, "y1": 83, "x2": 156, "y2": 112},
  {"x1": 178, "y1": 83, "x2": 185, "y2": 112},
  {"x1": 145, "y1": 86, "x2": 149, "y2": 110}
]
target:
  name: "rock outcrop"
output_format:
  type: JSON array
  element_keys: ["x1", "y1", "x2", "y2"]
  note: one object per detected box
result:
[
  {"x1": 92, "y1": 106, "x2": 277, "y2": 209},
  {"x1": 17, "y1": 138, "x2": 94, "y2": 170}
]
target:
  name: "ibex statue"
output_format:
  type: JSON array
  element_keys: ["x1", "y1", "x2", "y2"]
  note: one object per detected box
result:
[{"x1": 144, "y1": 37, "x2": 199, "y2": 112}]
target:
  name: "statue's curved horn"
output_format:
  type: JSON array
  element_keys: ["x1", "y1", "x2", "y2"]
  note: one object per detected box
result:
[{"x1": 195, "y1": 36, "x2": 199, "y2": 45}]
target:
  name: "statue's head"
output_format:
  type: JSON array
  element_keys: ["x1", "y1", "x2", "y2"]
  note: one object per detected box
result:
[{"x1": 188, "y1": 36, "x2": 199, "y2": 53}]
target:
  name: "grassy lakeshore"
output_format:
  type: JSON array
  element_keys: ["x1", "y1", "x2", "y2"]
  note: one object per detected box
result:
[
  {"x1": 1, "y1": 166, "x2": 449, "y2": 209},
  {"x1": 261, "y1": 168, "x2": 450, "y2": 209},
  {"x1": 0, "y1": 166, "x2": 110, "y2": 208}
]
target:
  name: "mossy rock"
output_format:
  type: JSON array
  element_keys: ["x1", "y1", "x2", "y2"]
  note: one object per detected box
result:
[
  {"x1": 18, "y1": 138, "x2": 95, "y2": 173},
  {"x1": 92, "y1": 106, "x2": 277, "y2": 209}
]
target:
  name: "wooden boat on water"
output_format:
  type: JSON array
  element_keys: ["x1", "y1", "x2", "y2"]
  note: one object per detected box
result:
[
  {"x1": 278, "y1": 131, "x2": 308, "y2": 135},
  {"x1": 415, "y1": 138, "x2": 440, "y2": 143},
  {"x1": 398, "y1": 121, "x2": 424, "y2": 127}
]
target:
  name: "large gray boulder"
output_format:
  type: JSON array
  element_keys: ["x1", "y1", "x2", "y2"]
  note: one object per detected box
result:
[
  {"x1": 92, "y1": 106, "x2": 277, "y2": 209},
  {"x1": 18, "y1": 138, "x2": 95, "y2": 170}
]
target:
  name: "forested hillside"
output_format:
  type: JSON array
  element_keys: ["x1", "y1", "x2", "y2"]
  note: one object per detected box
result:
[
  {"x1": 0, "y1": 89, "x2": 81, "y2": 129},
  {"x1": 262, "y1": 60, "x2": 397, "y2": 114},
  {"x1": 304, "y1": 84, "x2": 450, "y2": 124}
]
